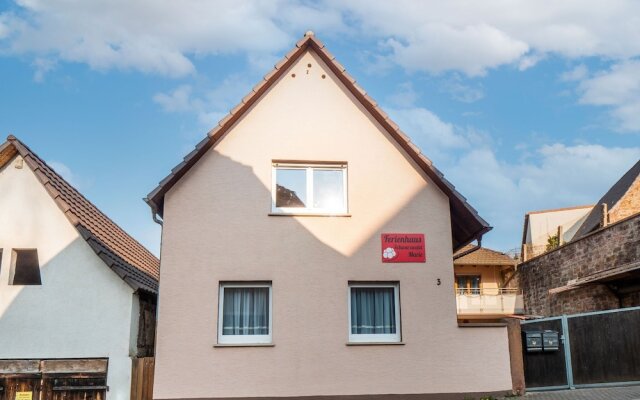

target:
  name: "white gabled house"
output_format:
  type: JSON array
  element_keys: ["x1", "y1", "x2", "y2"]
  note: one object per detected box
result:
[{"x1": 0, "y1": 136, "x2": 159, "y2": 400}]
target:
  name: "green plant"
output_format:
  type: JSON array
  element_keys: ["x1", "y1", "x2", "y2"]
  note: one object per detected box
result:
[{"x1": 546, "y1": 233, "x2": 560, "y2": 251}]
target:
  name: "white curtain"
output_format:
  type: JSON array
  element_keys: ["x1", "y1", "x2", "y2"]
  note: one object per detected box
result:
[
  {"x1": 350, "y1": 287, "x2": 396, "y2": 334},
  {"x1": 222, "y1": 287, "x2": 269, "y2": 335}
]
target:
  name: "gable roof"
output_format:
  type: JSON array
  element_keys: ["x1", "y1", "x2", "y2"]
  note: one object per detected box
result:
[
  {"x1": 574, "y1": 159, "x2": 640, "y2": 239},
  {"x1": 0, "y1": 136, "x2": 160, "y2": 293},
  {"x1": 453, "y1": 244, "x2": 517, "y2": 266},
  {"x1": 145, "y1": 32, "x2": 491, "y2": 251}
]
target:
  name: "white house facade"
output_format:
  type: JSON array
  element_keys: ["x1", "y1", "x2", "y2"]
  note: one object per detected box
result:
[{"x1": 0, "y1": 136, "x2": 159, "y2": 400}]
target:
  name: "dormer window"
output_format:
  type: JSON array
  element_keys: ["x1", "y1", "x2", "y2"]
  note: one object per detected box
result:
[{"x1": 271, "y1": 162, "x2": 347, "y2": 215}]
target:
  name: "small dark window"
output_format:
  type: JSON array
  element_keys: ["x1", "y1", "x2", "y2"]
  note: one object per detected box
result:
[{"x1": 10, "y1": 249, "x2": 42, "y2": 285}]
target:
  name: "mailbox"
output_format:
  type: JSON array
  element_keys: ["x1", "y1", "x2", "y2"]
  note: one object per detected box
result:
[
  {"x1": 523, "y1": 330, "x2": 543, "y2": 352},
  {"x1": 542, "y1": 330, "x2": 559, "y2": 351}
]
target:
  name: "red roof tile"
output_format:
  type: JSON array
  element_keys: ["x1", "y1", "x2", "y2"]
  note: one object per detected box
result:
[{"x1": 453, "y1": 244, "x2": 517, "y2": 266}]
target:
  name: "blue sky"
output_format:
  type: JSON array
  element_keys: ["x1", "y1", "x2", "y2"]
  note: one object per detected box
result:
[{"x1": 1, "y1": 1, "x2": 639, "y2": 255}]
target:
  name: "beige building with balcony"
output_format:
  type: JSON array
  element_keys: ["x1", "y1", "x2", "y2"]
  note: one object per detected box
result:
[{"x1": 454, "y1": 245, "x2": 523, "y2": 323}]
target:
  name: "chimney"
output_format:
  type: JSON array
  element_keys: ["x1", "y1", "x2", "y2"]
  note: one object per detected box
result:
[{"x1": 600, "y1": 203, "x2": 609, "y2": 228}]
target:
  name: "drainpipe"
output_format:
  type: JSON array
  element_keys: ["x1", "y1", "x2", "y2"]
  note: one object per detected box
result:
[
  {"x1": 146, "y1": 199, "x2": 163, "y2": 226},
  {"x1": 152, "y1": 211, "x2": 163, "y2": 226}
]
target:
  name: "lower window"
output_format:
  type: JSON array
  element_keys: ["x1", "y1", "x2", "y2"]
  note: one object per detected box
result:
[
  {"x1": 348, "y1": 283, "x2": 401, "y2": 343},
  {"x1": 218, "y1": 282, "x2": 272, "y2": 344}
]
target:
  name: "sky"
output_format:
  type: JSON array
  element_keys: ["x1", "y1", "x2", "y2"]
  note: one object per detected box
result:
[{"x1": 1, "y1": 0, "x2": 639, "y2": 256}]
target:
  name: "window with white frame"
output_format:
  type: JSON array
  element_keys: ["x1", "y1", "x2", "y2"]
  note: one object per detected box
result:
[
  {"x1": 272, "y1": 162, "x2": 347, "y2": 214},
  {"x1": 218, "y1": 282, "x2": 272, "y2": 344},
  {"x1": 348, "y1": 283, "x2": 400, "y2": 343}
]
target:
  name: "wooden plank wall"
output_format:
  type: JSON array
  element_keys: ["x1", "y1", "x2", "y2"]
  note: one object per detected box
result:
[
  {"x1": 569, "y1": 309, "x2": 640, "y2": 385},
  {"x1": 130, "y1": 358, "x2": 155, "y2": 400}
]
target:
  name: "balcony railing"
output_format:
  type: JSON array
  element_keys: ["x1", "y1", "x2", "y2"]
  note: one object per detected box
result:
[{"x1": 455, "y1": 288, "x2": 524, "y2": 316}]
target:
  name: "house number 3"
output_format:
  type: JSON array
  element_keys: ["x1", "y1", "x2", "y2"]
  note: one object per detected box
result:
[{"x1": 436, "y1": 278, "x2": 441, "y2": 286}]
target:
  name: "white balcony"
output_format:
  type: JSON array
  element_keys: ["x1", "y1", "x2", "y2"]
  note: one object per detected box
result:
[{"x1": 455, "y1": 288, "x2": 524, "y2": 317}]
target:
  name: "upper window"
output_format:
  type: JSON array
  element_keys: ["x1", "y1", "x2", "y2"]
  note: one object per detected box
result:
[
  {"x1": 348, "y1": 283, "x2": 401, "y2": 343},
  {"x1": 218, "y1": 282, "x2": 272, "y2": 344},
  {"x1": 272, "y1": 162, "x2": 347, "y2": 214},
  {"x1": 10, "y1": 249, "x2": 42, "y2": 285}
]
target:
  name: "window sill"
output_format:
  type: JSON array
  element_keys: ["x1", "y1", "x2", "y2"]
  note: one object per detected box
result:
[
  {"x1": 346, "y1": 342, "x2": 405, "y2": 346},
  {"x1": 269, "y1": 213, "x2": 351, "y2": 217},
  {"x1": 213, "y1": 343, "x2": 275, "y2": 348}
]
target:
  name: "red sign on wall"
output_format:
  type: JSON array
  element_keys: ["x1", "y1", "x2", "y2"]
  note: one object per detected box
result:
[{"x1": 381, "y1": 233, "x2": 426, "y2": 263}]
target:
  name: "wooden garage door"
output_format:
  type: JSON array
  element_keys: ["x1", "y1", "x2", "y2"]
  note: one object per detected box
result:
[{"x1": 0, "y1": 359, "x2": 107, "y2": 400}]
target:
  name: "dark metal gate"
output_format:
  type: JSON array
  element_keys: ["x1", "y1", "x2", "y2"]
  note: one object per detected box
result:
[{"x1": 522, "y1": 306, "x2": 640, "y2": 391}]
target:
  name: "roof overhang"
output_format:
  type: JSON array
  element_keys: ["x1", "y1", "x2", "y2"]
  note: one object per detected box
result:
[{"x1": 549, "y1": 261, "x2": 640, "y2": 295}]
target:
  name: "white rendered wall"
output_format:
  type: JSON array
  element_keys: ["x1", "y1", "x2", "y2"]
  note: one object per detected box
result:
[
  {"x1": 0, "y1": 156, "x2": 136, "y2": 400},
  {"x1": 526, "y1": 207, "x2": 592, "y2": 246}
]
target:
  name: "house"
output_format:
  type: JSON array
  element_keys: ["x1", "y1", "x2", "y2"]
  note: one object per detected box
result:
[
  {"x1": 146, "y1": 32, "x2": 516, "y2": 399},
  {"x1": 0, "y1": 136, "x2": 159, "y2": 399},
  {"x1": 520, "y1": 205, "x2": 593, "y2": 261},
  {"x1": 453, "y1": 245, "x2": 523, "y2": 323},
  {"x1": 519, "y1": 158, "x2": 640, "y2": 316}
]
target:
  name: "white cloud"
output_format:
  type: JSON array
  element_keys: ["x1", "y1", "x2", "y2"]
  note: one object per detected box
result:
[
  {"x1": 0, "y1": 0, "x2": 345, "y2": 77},
  {"x1": 447, "y1": 141, "x2": 640, "y2": 251},
  {"x1": 3, "y1": 0, "x2": 640, "y2": 79},
  {"x1": 153, "y1": 75, "x2": 252, "y2": 127},
  {"x1": 31, "y1": 57, "x2": 56, "y2": 82},
  {"x1": 153, "y1": 85, "x2": 195, "y2": 113},
  {"x1": 577, "y1": 60, "x2": 640, "y2": 132},
  {"x1": 440, "y1": 77, "x2": 485, "y2": 103},
  {"x1": 334, "y1": 0, "x2": 640, "y2": 75},
  {"x1": 385, "y1": 24, "x2": 529, "y2": 77},
  {"x1": 387, "y1": 107, "x2": 469, "y2": 153},
  {"x1": 387, "y1": 82, "x2": 418, "y2": 108},
  {"x1": 561, "y1": 64, "x2": 589, "y2": 82},
  {"x1": 0, "y1": 14, "x2": 10, "y2": 40},
  {"x1": 392, "y1": 104, "x2": 640, "y2": 250},
  {"x1": 48, "y1": 160, "x2": 79, "y2": 187}
]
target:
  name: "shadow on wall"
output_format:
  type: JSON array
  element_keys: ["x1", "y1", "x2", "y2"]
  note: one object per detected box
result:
[
  {"x1": 0, "y1": 235, "x2": 133, "y2": 357},
  {"x1": 156, "y1": 152, "x2": 512, "y2": 397}
]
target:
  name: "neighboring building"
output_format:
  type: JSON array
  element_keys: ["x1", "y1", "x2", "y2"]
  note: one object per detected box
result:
[
  {"x1": 0, "y1": 136, "x2": 159, "y2": 399},
  {"x1": 453, "y1": 245, "x2": 523, "y2": 323},
  {"x1": 519, "y1": 159, "x2": 640, "y2": 317},
  {"x1": 573, "y1": 159, "x2": 640, "y2": 239},
  {"x1": 146, "y1": 32, "x2": 515, "y2": 399},
  {"x1": 521, "y1": 205, "x2": 592, "y2": 261}
]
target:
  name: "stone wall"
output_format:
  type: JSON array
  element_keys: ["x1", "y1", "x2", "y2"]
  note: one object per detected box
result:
[{"x1": 519, "y1": 213, "x2": 640, "y2": 317}]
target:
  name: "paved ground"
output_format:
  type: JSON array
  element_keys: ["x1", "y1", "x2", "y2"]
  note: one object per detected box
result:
[{"x1": 512, "y1": 385, "x2": 640, "y2": 399}]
